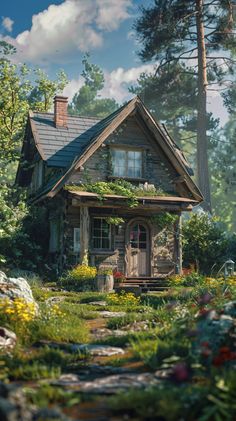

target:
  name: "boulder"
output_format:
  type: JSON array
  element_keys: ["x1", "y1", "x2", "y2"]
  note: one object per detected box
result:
[
  {"x1": 0, "y1": 271, "x2": 37, "y2": 308},
  {"x1": 0, "y1": 328, "x2": 17, "y2": 351}
]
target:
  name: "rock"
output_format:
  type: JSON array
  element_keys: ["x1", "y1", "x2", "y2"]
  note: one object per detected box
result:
[
  {"x1": 0, "y1": 327, "x2": 17, "y2": 351},
  {"x1": 33, "y1": 408, "x2": 70, "y2": 421},
  {"x1": 58, "y1": 373, "x2": 80, "y2": 384},
  {"x1": 45, "y1": 296, "x2": 67, "y2": 305},
  {"x1": 62, "y1": 373, "x2": 160, "y2": 394},
  {"x1": 0, "y1": 271, "x2": 38, "y2": 311},
  {"x1": 0, "y1": 382, "x2": 32, "y2": 421},
  {"x1": 72, "y1": 344, "x2": 125, "y2": 357},
  {"x1": 98, "y1": 311, "x2": 126, "y2": 318},
  {"x1": 91, "y1": 327, "x2": 127, "y2": 340},
  {"x1": 87, "y1": 301, "x2": 107, "y2": 307}
]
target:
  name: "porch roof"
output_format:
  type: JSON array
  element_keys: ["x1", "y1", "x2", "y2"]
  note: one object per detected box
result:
[{"x1": 68, "y1": 190, "x2": 199, "y2": 208}]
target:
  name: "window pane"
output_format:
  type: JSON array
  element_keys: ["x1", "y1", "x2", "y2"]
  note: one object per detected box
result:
[
  {"x1": 93, "y1": 219, "x2": 101, "y2": 228},
  {"x1": 94, "y1": 238, "x2": 101, "y2": 249},
  {"x1": 102, "y1": 238, "x2": 110, "y2": 249},
  {"x1": 139, "y1": 242, "x2": 147, "y2": 249},
  {"x1": 93, "y1": 218, "x2": 110, "y2": 249},
  {"x1": 112, "y1": 150, "x2": 126, "y2": 177}
]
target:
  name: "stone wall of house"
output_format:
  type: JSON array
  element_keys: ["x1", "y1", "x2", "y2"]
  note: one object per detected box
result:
[{"x1": 67, "y1": 115, "x2": 178, "y2": 195}]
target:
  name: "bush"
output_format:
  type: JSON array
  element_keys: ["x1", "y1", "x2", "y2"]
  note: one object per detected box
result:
[
  {"x1": 183, "y1": 212, "x2": 229, "y2": 274},
  {"x1": 0, "y1": 297, "x2": 37, "y2": 329},
  {"x1": 61, "y1": 264, "x2": 97, "y2": 290}
]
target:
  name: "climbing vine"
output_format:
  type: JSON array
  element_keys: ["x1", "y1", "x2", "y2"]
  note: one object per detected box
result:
[
  {"x1": 105, "y1": 216, "x2": 125, "y2": 226},
  {"x1": 65, "y1": 179, "x2": 167, "y2": 208},
  {"x1": 150, "y1": 212, "x2": 178, "y2": 230}
]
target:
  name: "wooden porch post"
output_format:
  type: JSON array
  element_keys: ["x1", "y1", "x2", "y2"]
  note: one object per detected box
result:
[
  {"x1": 177, "y1": 215, "x2": 183, "y2": 275},
  {"x1": 80, "y1": 206, "x2": 90, "y2": 265}
]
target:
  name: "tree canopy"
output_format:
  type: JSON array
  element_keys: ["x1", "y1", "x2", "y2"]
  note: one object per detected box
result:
[
  {"x1": 68, "y1": 55, "x2": 119, "y2": 118},
  {"x1": 134, "y1": 0, "x2": 236, "y2": 211}
]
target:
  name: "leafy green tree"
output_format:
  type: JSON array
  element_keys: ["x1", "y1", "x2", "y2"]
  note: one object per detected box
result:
[
  {"x1": 0, "y1": 42, "x2": 67, "y2": 270},
  {"x1": 0, "y1": 42, "x2": 31, "y2": 166},
  {"x1": 183, "y1": 213, "x2": 228, "y2": 274},
  {"x1": 29, "y1": 69, "x2": 67, "y2": 112},
  {"x1": 69, "y1": 55, "x2": 119, "y2": 118},
  {"x1": 134, "y1": 0, "x2": 236, "y2": 211}
]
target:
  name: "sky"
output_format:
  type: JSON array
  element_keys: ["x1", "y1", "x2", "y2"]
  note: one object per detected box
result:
[{"x1": 0, "y1": 0, "x2": 229, "y2": 124}]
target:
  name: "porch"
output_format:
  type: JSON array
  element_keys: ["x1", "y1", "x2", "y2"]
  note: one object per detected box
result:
[{"x1": 64, "y1": 189, "x2": 198, "y2": 278}]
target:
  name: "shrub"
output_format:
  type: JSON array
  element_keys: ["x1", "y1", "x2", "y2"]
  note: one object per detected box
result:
[
  {"x1": 61, "y1": 264, "x2": 97, "y2": 290},
  {"x1": 65, "y1": 264, "x2": 97, "y2": 281},
  {"x1": 183, "y1": 212, "x2": 228, "y2": 274},
  {"x1": 106, "y1": 291, "x2": 140, "y2": 307},
  {"x1": 0, "y1": 297, "x2": 36, "y2": 328}
]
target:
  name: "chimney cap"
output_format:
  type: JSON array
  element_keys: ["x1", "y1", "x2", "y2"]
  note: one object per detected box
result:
[{"x1": 54, "y1": 95, "x2": 68, "y2": 102}]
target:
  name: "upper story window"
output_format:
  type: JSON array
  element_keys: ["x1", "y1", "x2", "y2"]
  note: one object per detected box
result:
[
  {"x1": 92, "y1": 217, "x2": 111, "y2": 250},
  {"x1": 111, "y1": 149, "x2": 142, "y2": 179}
]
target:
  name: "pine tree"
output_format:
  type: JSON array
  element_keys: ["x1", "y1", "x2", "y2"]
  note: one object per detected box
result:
[
  {"x1": 69, "y1": 55, "x2": 119, "y2": 118},
  {"x1": 135, "y1": 0, "x2": 236, "y2": 211}
]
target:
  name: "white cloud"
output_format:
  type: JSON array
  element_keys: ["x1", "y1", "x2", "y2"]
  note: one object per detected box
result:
[
  {"x1": 63, "y1": 63, "x2": 156, "y2": 104},
  {"x1": 101, "y1": 63, "x2": 156, "y2": 102},
  {"x1": 4, "y1": 0, "x2": 132, "y2": 64},
  {"x1": 63, "y1": 76, "x2": 84, "y2": 101},
  {"x1": 2, "y1": 17, "x2": 14, "y2": 32}
]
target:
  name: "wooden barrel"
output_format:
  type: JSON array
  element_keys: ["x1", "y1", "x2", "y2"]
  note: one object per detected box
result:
[{"x1": 96, "y1": 274, "x2": 114, "y2": 292}]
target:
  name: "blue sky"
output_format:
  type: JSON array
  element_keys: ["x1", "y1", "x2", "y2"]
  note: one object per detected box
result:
[{"x1": 0, "y1": 0, "x2": 228, "y2": 124}]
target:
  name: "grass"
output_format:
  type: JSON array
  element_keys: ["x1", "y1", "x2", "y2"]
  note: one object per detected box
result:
[
  {"x1": 1, "y1": 346, "x2": 89, "y2": 381},
  {"x1": 25, "y1": 384, "x2": 81, "y2": 409},
  {"x1": 2, "y1": 276, "x2": 236, "y2": 420}
]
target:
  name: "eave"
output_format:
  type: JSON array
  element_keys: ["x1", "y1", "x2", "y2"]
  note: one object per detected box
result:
[{"x1": 68, "y1": 190, "x2": 199, "y2": 212}]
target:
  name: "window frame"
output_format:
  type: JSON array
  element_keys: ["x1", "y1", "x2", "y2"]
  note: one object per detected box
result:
[
  {"x1": 111, "y1": 147, "x2": 143, "y2": 179},
  {"x1": 92, "y1": 217, "x2": 112, "y2": 251},
  {"x1": 73, "y1": 227, "x2": 80, "y2": 253},
  {"x1": 49, "y1": 219, "x2": 60, "y2": 253}
]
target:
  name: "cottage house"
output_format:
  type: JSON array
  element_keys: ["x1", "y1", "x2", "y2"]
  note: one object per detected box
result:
[{"x1": 16, "y1": 96, "x2": 203, "y2": 281}]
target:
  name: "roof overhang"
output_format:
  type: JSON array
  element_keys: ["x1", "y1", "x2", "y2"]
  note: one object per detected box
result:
[{"x1": 68, "y1": 190, "x2": 199, "y2": 211}]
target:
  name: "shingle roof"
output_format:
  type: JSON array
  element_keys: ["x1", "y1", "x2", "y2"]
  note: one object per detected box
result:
[{"x1": 30, "y1": 104, "x2": 127, "y2": 168}]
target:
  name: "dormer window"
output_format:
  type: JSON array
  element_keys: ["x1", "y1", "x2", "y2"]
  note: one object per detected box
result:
[{"x1": 111, "y1": 148, "x2": 142, "y2": 179}]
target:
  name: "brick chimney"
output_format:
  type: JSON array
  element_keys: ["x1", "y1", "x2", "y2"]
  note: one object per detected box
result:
[{"x1": 54, "y1": 95, "x2": 68, "y2": 128}]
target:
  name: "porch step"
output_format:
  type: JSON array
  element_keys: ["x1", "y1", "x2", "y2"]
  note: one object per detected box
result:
[{"x1": 121, "y1": 277, "x2": 171, "y2": 293}]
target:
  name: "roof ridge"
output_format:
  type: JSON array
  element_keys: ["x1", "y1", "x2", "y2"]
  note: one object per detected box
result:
[{"x1": 32, "y1": 111, "x2": 102, "y2": 120}]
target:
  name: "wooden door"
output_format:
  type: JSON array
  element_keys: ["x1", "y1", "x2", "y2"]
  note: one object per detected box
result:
[{"x1": 129, "y1": 223, "x2": 149, "y2": 277}]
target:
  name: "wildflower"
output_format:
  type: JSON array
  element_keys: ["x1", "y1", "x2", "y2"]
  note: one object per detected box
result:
[{"x1": 171, "y1": 362, "x2": 190, "y2": 382}]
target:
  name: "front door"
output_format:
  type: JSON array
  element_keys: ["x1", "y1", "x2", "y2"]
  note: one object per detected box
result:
[{"x1": 128, "y1": 222, "x2": 149, "y2": 277}]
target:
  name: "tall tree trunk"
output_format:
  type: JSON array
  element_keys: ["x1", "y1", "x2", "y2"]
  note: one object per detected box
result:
[{"x1": 196, "y1": 0, "x2": 212, "y2": 212}]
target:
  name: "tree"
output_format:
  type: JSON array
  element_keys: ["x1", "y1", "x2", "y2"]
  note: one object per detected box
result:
[
  {"x1": 29, "y1": 69, "x2": 67, "y2": 112},
  {"x1": 130, "y1": 62, "x2": 218, "y2": 172},
  {"x1": 0, "y1": 41, "x2": 68, "y2": 175},
  {"x1": 0, "y1": 42, "x2": 67, "y2": 270},
  {"x1": 69, "y1": 55, "x2": 119, "y2": 118},
  {"x1": 135, "y1": 0, "x2": 236, "y2": 211}
]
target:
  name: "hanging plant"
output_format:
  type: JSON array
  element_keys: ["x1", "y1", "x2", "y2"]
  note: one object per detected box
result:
[
  {"x1": 150, "y1": 213, "x2": 178, "y2": 230},
  {"x1": 105, "y1": 216, "x2": 125, "y2": 226}
]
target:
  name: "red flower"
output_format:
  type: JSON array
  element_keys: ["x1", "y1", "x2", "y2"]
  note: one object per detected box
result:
[
  {"x1": 171, "y1": 363, "x2": 190, "y2": 382},
  {"x1": 113, "y1": 271, "x2": 125, "y2": 279},
  {"x1": 219, "y1": 347, "x2": 230, "y2": 354}
]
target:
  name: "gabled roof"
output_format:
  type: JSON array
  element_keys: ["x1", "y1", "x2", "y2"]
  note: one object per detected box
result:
[
  {"x1": 28, "y1": 103, "x2": 128, "y2": 168},
  {"x1": 25, "y1": 96, "x2": 203, "y2": 204}
]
